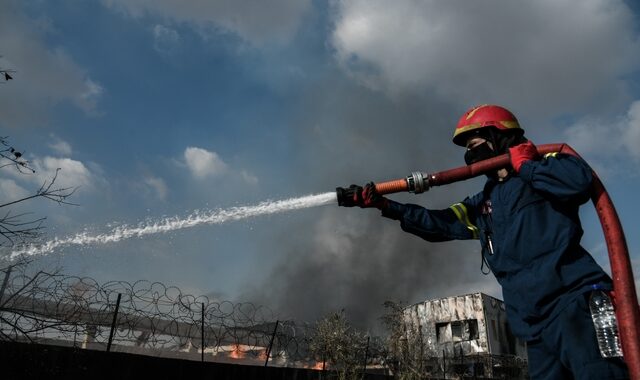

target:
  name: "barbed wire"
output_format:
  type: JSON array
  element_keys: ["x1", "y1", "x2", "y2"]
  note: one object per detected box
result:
[
  {"x1": 0, "y1": 264, "x2": 527, "y2": 378},
  {"x1": 0, "y1": 264, "x2": 319, "y2": 365}
]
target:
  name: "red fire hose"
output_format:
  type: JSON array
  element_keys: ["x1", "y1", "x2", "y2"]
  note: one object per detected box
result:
[{"x1": 372, "y1": 143, "x2": 640, "y2": 378}]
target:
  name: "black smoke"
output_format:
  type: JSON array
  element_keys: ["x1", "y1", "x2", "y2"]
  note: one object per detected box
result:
[{"x1": 244, "y1": 66, "x2": 501, "y2": 331}]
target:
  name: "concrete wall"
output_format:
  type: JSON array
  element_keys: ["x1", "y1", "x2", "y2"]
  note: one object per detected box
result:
[
  {"x1": 481, "y1": 295, "x2": 527, "y2": 358},
  {"x1": 407, "y1": 293, "x2": 489, "y2": 358},
  {"x1": 405, "y1": 293, "x2": 527, "y2": 360}
]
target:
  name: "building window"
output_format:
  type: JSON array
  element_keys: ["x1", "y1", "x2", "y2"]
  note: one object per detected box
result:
[
  {"x1": 452, "y1": 319, "x2": 479, "y2": 342},
  {"x1": 436, "y1": 322, "x2": 451, "y2": 344},
  {"x1": 436, "y1": 319, "x2": 479, "y2": 343}
]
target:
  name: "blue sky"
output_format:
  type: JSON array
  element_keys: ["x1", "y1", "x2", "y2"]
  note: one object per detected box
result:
[{"x1": 1, "y1": 0, "x2": 639, "y2": 329}]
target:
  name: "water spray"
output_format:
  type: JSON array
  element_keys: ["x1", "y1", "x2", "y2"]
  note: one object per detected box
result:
[
  {"x1": 7, "y1": 192, "x2": 337, "y2": 260},
  {"x1": 337, "y1": 143, "x2": 640, "y2": 379}
]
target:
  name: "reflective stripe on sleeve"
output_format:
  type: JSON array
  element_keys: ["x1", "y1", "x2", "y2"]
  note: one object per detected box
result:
[
  {"x1": 543, "y1": 152, "x2": 559, "y2": 159},
  {"x1": 449, "y1": 203, "x2": 479, "y2": 239}
]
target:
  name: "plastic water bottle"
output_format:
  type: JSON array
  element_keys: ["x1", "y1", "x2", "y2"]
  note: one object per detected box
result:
[{"x1": 589, "y1": 285, "x2": 623, "y2": 358}]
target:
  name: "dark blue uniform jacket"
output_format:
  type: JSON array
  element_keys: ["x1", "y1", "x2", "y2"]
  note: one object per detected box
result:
[{"x1": 382, "y1": 153, "x2": 612, "y2": 340}]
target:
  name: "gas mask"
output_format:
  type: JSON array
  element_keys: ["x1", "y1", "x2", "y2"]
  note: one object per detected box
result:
[{"x1": 464, "y1": 141, "x2": 497, "y2": 165}]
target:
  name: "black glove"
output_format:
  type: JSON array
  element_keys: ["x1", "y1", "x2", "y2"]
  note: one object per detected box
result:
[
  {"x1": 337, "y1": 184, "x2": 364, "y2": 207},
  {"x1": 337, "y1": 182, "x2": 388, "y2": 209},
  {"x1": 361, "y1": 182, "x2": 387, "y2": 209}
]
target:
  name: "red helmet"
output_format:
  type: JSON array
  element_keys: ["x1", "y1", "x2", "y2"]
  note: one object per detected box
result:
[{"x1": 452, "y1": 104, "x2": 523, "y2": 146}]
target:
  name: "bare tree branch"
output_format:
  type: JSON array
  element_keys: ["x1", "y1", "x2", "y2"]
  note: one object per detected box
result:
[
  {"x1": 0, "y1": 136, "x2": 35, "y2": 174},
  {"x1": 0, "y1": 137, "x2": 79, "y2": 248}
]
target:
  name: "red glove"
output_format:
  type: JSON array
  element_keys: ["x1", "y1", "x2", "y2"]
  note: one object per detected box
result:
[
  {"x1": 360, "y1": 182, "x2": 388, "y2": 209},
  {"x1": 509, "y1": 141, "x2": 539, "y2": 173}
]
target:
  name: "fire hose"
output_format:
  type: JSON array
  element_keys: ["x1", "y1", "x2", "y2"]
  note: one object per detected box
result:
[{"x1": 337, "y1": 143, "x2": 640, "y2": 378}]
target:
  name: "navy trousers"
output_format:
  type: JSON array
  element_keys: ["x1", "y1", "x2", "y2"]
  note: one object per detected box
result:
[{"x1": 526, "y1": 292, "x2": 629, "y2": 379}]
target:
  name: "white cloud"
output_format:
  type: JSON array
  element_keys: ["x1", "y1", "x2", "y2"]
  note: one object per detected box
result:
[
  {"x1": 240, "y1": 170, "x2": 258, "y2": 185},
  {"x1": 564, "y1": 120, "x2": 618, "y2": 158},
  {"x1": 143, "y1": 175, "x2": 168, "y2": 201},
  {"x1": 565, "y1": 100, "x2": 640, "y2": 162},
  {"x1": 181, "y1": 147, "x2": 258, "y2": 185},
  {"x1": 0, "y1": 179, "x2": 30, "y2": 205},
  {"x1": 103, "y1": 0, "x2": 311, "y2": 46},
  {"x1": 0, "y1": 2, "x2": 103, "y2": 128},
  {"x1": 48, "y1": 136, "x2": 73, "y2": 156},
  {"x1": 81, "y1": 79, "x2": 104, "y2": 104},
  {"x1": 30, "y1": 156, "x2": 95, "y2": 190},
  {"x1": 331, "y1": 0, "x2": 639, "y2": 116},
  {"x1": 183, "y1": 147, "x2": 228, "y2": 179},
  {"x1": 153, "y1": 24, "x2": 181, "y2": 55},
  {"x1": 622, "y1": 101, "x2": 640, "y2": 161}
]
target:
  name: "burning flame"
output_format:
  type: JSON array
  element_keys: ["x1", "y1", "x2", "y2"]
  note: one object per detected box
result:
[
  {"x1": 303, "y1": 361, "x2": 325, "y2": 370},
  {"x1": 229, "y1": 344, "x2": 245, "y2": 359}
]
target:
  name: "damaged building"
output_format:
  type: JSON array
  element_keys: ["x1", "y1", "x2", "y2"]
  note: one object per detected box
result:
[{"x1": 404, "y1": 293, "x2": 528, "y2": 379}]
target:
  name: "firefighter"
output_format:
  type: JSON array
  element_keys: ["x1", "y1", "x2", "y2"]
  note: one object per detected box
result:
[{"x1": 341, "y1": 105, "x2": 629, "y2": 379}]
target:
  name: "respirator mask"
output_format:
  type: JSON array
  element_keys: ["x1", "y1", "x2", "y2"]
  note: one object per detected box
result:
[{"x1": 464, "y1": 141, "x2": 497, "y2": 165}]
